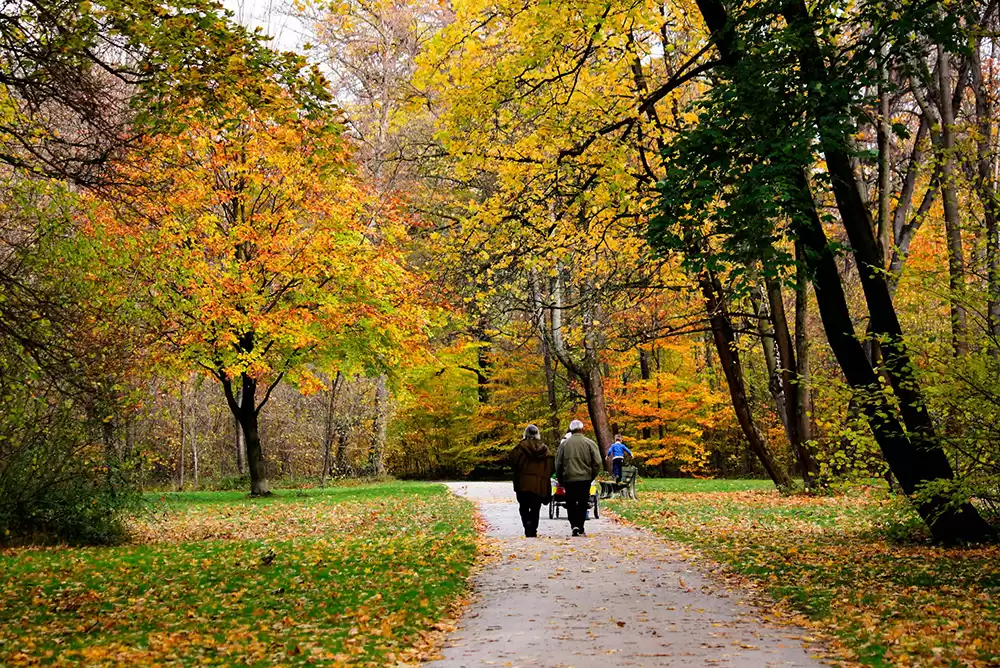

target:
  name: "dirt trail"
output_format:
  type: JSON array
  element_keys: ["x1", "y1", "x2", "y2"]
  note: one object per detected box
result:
[{"x1": 426, "y1": 481, "x2": 826, "y2": 668}]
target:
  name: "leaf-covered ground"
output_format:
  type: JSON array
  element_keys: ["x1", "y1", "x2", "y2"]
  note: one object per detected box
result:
[
  {"x1": 1, "y1": 482, "x2": 476, "y2": 666},
  {"x1": 610, "y1": 480, "x2": 1000, "y2": 667}
]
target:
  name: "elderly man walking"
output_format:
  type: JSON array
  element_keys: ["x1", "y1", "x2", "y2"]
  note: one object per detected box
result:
[{"x1": 554, "y1": 419, "x2": 603, "y2": 536}]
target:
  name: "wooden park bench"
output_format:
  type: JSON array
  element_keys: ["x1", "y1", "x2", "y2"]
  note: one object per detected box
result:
[{"x1": 599, "y1": 465, "x2": 638, "y2": 500}]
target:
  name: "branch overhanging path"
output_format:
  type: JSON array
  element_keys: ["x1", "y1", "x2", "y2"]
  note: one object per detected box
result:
[{"x1": 430, "y1": 482, "x2": 826, "y2": 667}]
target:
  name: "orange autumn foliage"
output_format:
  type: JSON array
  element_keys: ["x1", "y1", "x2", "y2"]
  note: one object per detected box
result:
[{"x1": 88, "y1": 93, "x2": 428, "y2": 396}]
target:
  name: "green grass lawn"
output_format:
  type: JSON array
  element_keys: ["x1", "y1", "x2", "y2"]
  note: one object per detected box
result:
[
  {"x1": 635, "y1": 477, "x2": 778, "y2": 493},
  {"x1": 610, "y1": 480, "x2": 1000, "y2": 667},
  {"x1": 1, "y1": 482, "x2": 476, "y2": 666}
]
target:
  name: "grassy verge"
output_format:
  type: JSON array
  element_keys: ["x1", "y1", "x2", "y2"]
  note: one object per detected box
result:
[
  {"x1": 609, "y1": 482, "x2": 1000, "y2": 667},
  {"x1": 635, "y1": 478, "x2": 778, "y2": 493},
  {"x1": 1, "y1": 482, "x2": 476, "y2": 666}
]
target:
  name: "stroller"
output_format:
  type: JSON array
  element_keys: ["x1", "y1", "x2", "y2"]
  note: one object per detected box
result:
[{"x1": 548, "y1": 478, "x2": 599, "y2": 519}]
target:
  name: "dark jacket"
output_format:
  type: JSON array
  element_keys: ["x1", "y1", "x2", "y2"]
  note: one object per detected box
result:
[
  {"x1": 555, "y1": 433, "x2": 603, "y2": 483},
  {"x1": 510, "y1": 438, "x2": 553, "y2": 502}
]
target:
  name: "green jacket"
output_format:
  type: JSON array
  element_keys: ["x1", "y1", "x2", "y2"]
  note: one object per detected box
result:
[{"x1": 555, "y1": 433, "x2": 602, "y2": 483}]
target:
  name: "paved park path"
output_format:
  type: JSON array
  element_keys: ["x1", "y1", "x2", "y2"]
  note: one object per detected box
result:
[{"x1": 426, "y1": 482, "x2": 827, "y2": 668}]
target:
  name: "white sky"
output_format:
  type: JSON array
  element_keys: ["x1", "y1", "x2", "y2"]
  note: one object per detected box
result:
[{"x1": 222, "y1": 0, "x2": 310, "y2": 53}]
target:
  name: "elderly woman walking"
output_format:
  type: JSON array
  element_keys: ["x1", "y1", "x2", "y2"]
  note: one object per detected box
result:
[{"x1": 510, "y1": 424, "x2": 553, "y2": 538}]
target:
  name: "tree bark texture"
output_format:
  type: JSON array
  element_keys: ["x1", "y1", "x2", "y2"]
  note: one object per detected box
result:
[
  {"x1": 638, "y1": 348, "x2": 653, "y2": 440},
  {"x1": 371, "y1": 375, "x2": 388, "y2": 476},
  {"x1": 579, "y1": 364, "x2": 614, "y2": 458},
  {"x1": 222, "y1": 374, "x2": 269, "y2": 496},
  {"x1": 235, "y1": 386, "x2": 244, "y2": 475},
  {"x1": 973, "y1": 45, "x2": 1000, "y2": 346},
  {"x1": 778, "y1": 0, "x2": 990, "y2": 540},
  {"x1": 790, "y1": 168, "x2": 988, "y2": 540},
  {"x1": 937, "y1": 47, "x2": 970, "y2": 355},
  {"x1": 794, "y1": 243, "x2": 813, "y2": 447},
  {"x1": 693, "y1": 0, "x2": 992, "y2": 540},
  {"x1": 766, "y1": 276, "x2": 819, "y2": 483},
  {"x1": 700, "y1": 270, "x2": 793, "y2": 489},
  {"x1": 750, "y1": 284, "x2": 785, "y2": 429}
]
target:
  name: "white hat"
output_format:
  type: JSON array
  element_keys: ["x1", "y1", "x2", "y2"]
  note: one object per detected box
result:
[{"x1": 569, "y1": 419, "x2": 585, "y2": 432}]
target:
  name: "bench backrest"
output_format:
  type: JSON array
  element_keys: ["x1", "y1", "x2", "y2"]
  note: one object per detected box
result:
[{"x1": 620, "y1": 466, "x2": 637, "y2": 484}]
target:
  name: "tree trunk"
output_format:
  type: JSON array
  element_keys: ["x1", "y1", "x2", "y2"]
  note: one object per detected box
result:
[
  {"x1": 767, "y1": 275, "x2": 818, "y2": 484},
  {"x1": 242, "y1": 415, "x2": 268, "y2": 496},
  {"x1": 694, "y1": 0, "x2": 994, "y2": 535},
  {"x1": 178, "y1": 381, "x2": 185, "y2": 491},
  {"x1": 638, "y1": 348, "x2": 653, "y2": 440},
  {"x1": 876, "y1": 38, "x2": 892, "y2": 264},
  {"x1": 772, "y1": 0, "x2": 992, "y2": 541},
  {"x1": 794, "y1": 243, "x2": 814, "y2": 448},
  {"x1": 223, "y1": 375, "x2": 269, "y2": 496},
  {"x1": 579, "y1": 364, "x2": 614, "y2": 458},
  {"x1": 750, "y1": 283, "x2": 787, "y2": 429},
  {"x1": 475, "y1": 340, "x2": 491, "y2": 404},
  {"x1": 973, "y1": 44, "x2": 1000, "y2": 347},
  {"x1": 540, "y1": 263, "x2": 614, "y2": 453},
  {"x1": 235, "y1": 386, "x2": 244, "y2": 475},
  {"x1": 371, "y1": 375, "x2": 388, "y2": 476},
  {"x1": 700, "y1": 270, "x2": 793, "y2": 489},
  {"x1": 937, "y1": 47, "x2": 970, "y2": 355},
  {"x1": 542, "y1": 337, "x2": 561, "y2": 444},
  {"x1": 790, "y1": 167, "x2": 989, "y2": 540},
  {"x1": 321, "y1": 372, "x2": 342, "y2": 486}
]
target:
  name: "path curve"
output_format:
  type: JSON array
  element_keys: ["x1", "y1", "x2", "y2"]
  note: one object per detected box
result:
[{"x1": 427, "y1": 481, "x2": 826, "y2": 668}]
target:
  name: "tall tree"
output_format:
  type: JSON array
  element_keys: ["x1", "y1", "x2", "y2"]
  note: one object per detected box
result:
[
  {"x1": 92, "y1": 90, "x2": 424, "y2": 495},
  {"x1": 655, "y1": 0, "x2": 994, "y2": 541},
  {"x1": 419, "y1": 0, "x2": 714, "y2": 458}
]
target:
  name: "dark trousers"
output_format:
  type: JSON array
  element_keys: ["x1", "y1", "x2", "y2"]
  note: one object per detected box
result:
[
  {"x1": 563, "y1": 480, "x2": 592, "y2": 531},
  {"x1": 612, "y1": 457, "x2": 624, "y2": 480},
  {"x1": 516, "y1": 491, "x2": 543, "y2": 537}
]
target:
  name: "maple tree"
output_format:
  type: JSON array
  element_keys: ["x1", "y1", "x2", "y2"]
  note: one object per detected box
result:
[
  {"x1": 0, "y1": 0, "x2": 334, "y2": 540},
  {"x1": 603, "y1": 341, "x2": 725, "y2": 476},
  {"x1": 90, "y1": 87, "x2": 426, "y2": 495}
]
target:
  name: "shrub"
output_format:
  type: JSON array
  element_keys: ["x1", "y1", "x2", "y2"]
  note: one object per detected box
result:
[{"x1": 0, "y1": 361, "x2": 143, "y2": 545}]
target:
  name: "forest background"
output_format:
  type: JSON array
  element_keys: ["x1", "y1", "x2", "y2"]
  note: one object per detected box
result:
[{"x1": 2, "y1": 0, "x2": 1000, "y2": 545}]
